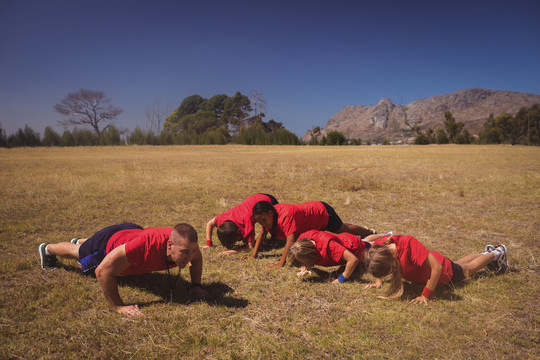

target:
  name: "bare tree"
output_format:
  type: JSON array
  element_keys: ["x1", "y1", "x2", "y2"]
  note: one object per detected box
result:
[
  {"x1": 250, "y1": 89, "x2": 267, "y2": 118},
  {"x1": 54, "y1": 89, "x2": 123, "y2": 137},
  {"x1": 144, "y1": 97, "x2": 169, "y2": 134}
]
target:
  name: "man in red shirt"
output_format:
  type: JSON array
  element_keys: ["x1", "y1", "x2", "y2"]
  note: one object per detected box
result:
[{"x1": 39, "y1": 223, "x2": 206, "y2": 316}]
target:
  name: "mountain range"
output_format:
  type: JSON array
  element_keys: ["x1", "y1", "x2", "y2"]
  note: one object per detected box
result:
[{"x1": 303, "y1": 88, "x2": 540, "y2": 143}]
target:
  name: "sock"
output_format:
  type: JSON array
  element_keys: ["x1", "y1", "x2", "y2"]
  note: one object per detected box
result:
[
  {"x1": 491, "y1": 249, "x2": 501, "y2": 260},
  {"x1": 76, "y1": 239, "x2": 80, "y2": 245},
  {"x1": 44, "y1": 245, "x2": 51, "y2": 256}
]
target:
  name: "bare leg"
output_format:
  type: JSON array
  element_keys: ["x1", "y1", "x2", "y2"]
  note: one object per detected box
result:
[
  {"x1": 454, "y1": 253, "x2": 483, "y2": 265},
  {"x1": 47, "y1": 242, "x2": 80, "y2": 260},
  {"x1": 77, "y1": 238, "x2": 88, "y2": 244},
  {"x1": 459, "y1": 253, "x2": 496, "y2": 277},
  {"x1": 337, "y1": 223, "x2": 374, "y2": 238}
]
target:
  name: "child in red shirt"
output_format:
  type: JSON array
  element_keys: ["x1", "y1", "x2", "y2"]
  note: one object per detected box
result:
[
  {"x1": 287, "y1": 230, "x2": 375, "y2": 283},
  {"x1": 205, "y1": 193, "x2": 278, "y2": 256},
  {"x1": 250, "y1": 201, "x2": 376, "y2": 268},
  {"x1": 363, "y1": 234, "x2": 509, "y2": 305}
]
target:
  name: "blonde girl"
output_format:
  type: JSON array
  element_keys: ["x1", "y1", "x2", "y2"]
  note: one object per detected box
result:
[
  {"x1": 287, "y1": 230, "x2": 379, "y2": 283},
  {"x1": 363, "y1": 234, "x2": 508, "y2": 305}
]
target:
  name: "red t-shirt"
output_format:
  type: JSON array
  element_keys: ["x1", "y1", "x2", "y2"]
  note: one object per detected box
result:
[
  {"x1": 268, "y1": 201, "x2": 329, "y2": 241},
  {"x1": 298, "y1": 230, "x2": 367, "y2": 266},
  {"x1": 214, "y1": 194, "x2": 273, "y2": 243},
  {"x1": 373, "y1": 235, "x2": 453, "y2": 286},
  {"x1": 106, "y1": 227, "x2": 176, "y2": 276}
]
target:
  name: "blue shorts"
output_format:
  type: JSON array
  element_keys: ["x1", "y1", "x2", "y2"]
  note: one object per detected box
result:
[
  {"x1": 321, "y1": 202, "x2": 343, "y2": 233},
  {"x1": 259, "y1": 193, "x2": 279, "y2": 205},
  {"x1": 78, "y1": 223, "x2": 142, "y2": 274},
  {"x1": 79, "y1": 223, "x2": 143, "y2": 258}
]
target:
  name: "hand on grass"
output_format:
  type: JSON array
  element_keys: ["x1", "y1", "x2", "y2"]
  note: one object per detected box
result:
[
  {"x1": 219, "y1": 250, "x2": 238, "y2": 257},
  {"x1": 363, "y1": 278, "x2": 382, "y2": 289},
  {"x1": 117, "y1": 304, "x2": 144, "y2": 317},
  {"x1": 296, "y1": 267, "x2": 312, "y2": 277},
  {"x1": 411, "y1": 295, "x2": 429, "y2": 305},
  {"x1": 266, "y1": 263, "x2": 281, "y2": 269}
]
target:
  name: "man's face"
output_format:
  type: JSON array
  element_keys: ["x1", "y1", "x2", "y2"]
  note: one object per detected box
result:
[{"x1": 168, "y1": 231, "x2": 199, "y2": 268}]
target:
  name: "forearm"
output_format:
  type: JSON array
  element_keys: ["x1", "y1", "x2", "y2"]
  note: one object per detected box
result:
[
  {"x1": 425, "y1": 267, "x2": 441, "y2": 292},
  {"x1": 278, "y1": 236, "x2": 295, "y2": 267},
  {"x1": 96, "y1": 268, "x2": 124, "y2": 308},
  {"x1": 205, "y1": 219, "x2": 215, "y2": 246},
  {"x1": 342, "y1": 259, "x2": 359, "y2": 279},
  {"x1": 415, "y1": 254, "x2": 442, "y2": 303},
  {"x1": 189, "y1": 251, "x2": 203, "y2": 284},
  {"x1": 250, "y1": 230, "x2": 266, "y2": 258}
]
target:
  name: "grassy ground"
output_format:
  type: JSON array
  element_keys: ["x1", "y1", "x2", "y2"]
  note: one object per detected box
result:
[{"x1": 0, "y1": 145, "x2": 538, "y2": 359}]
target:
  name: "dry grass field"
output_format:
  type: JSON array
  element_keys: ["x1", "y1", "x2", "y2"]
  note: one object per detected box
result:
[{"x1": 1, "y1": 145, "x2": 539, "y2": 359}]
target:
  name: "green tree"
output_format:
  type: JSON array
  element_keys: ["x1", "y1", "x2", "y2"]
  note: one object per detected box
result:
[
  {"x1": 129, "y1": 126, "x2": 146, "y2": 145},
  {"x1": 414, "y1": 134, "x2": 431, "y2": 145},
  {"x1": 222, "y1": 92, "x2": 251, "y2": 134},
  {"x1": 163, "y1": 94, "x2": 206, "y2": 133},
  {"x1": 435, "y1": 128, "x2": 449, "y2": 144},
  {"x1": 8, "y1": 124, "x2": 41, "y2": 147},
  {"x1": 61, "y1": 130, "x2": 75, "y2": 146},
  {"x1": 201, "y1": 94, "x2": 228, "y2": 119},
  {"x1": 100, "y1": 125, "x2": 121, "y2": 145},
  {"x1": 0, "y1": 123, "x2": 7, "y2": 147},
  {"x1": 43, "y1": 126, "x2": 62, "y2": 146},
  {"x1": 325, "y1": 130, "x2": 346, "y2": 145}
]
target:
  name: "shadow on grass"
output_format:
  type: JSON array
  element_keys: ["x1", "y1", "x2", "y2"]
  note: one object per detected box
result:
[{"x1": 59, "y1": 263, "x2": 248, "y2": 309}]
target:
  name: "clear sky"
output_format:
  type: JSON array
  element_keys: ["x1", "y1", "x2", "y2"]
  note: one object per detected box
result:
[{"x1": 1, "y1": 0, "x2": 539, "y2": 137}]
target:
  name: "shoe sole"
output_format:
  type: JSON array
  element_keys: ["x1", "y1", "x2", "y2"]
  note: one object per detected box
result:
[
  {"x1": 496, "y1": 244, "x2": 509, "y2": 273},
  {"x1": 39, "y1": 243, "x2": 57, "y2": 271}
]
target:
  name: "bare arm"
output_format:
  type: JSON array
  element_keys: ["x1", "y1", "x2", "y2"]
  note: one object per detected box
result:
[
  {"x1": 332, "y1": 250, "x2": 359, "y2": 283},
  {"x1": 411, "y1": 253, "x2": 442, "y2": 305},
  {"x1": 188, "y1": 248, "x2": 203, "y2": 284},
  {"x1": 204, "y1": 218, "x2": 216, "y2": 247},
  {"x1": 94, "y1": 245, "x2": 142, "y2": 316},
  {"x1": 268, "y1": 233, "x2": 295, "y2": 268},
  {"x1": 188, "y1": 248, "x2": 208, "y2": 298},
  {"x1": 248, "y1": 228, "x2": 267, "y2": 259}
]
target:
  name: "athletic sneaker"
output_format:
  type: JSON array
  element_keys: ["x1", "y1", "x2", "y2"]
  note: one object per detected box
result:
[
  {"x1": 39, "y1": 243, "x2": 58, "y2": 270},
  {"x1": 494, "y1": 244, "x2": 509, "y2": 274},
  {"x1": 484, "y1": 244, "x2": 497, "y2": 271},
  {"x1": 70, "y1": 238, "x2": 80, "y2": 245}
]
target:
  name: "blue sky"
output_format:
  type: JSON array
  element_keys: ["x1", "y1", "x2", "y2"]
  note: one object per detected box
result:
[{"x1": 1, "y1": 0, "x2": 539, "y2": 137}]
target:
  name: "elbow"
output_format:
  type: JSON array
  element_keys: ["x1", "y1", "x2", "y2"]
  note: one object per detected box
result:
[{"x1": 95, "y1": 265, "x2": 103, "y2": 280}]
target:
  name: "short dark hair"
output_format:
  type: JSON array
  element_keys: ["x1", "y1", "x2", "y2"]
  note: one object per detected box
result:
[
  {"x1": 217, "y1": 220, "x2": 239, "y2": 249},
  {"x1": 252, "y1": 201, "x2": 276, "y2": 216},
  {"x1": 173, "y1": 223, "x2": 198, "y2": 244}
]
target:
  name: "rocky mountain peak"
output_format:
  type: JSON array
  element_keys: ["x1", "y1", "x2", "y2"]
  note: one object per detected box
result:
[{"x1": 303, "y1": 88, "x2": 540, "y2": 143}]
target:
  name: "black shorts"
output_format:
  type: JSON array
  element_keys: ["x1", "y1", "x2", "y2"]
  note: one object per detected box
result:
[
  {"x1": 450, "y1": 261, "x2": 465, "y2": 283},
  {"x1": 79, "y1": 223, "x2": 143, "y2": 259},
  {"x1": 321, "y1": 202, "x2": 343, "y2": 233},
  {"x1": 259, "y1": 193, "x2": 279, "y2": 205}
]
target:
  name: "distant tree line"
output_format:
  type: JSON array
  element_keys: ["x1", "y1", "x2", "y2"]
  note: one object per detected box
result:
[
  {"x1": 412, "y1": 105, "x2": 540, "y2": 145},
  {"x1": 1, "y1": 87, "x2": 537, "y2": 147}
]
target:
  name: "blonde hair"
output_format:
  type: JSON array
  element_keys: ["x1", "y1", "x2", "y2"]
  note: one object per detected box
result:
[
  {"x1": 287, "y1": 238, "x2": 318, "y2": 268},
  {"x1": 364, "y1": 237, "x2": 403, "y2": 299}
]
